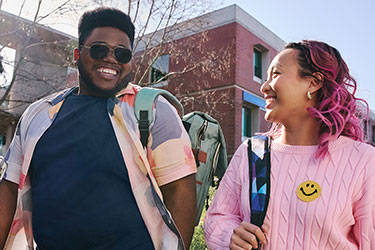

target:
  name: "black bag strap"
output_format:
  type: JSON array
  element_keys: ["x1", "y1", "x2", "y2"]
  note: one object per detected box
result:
[
  {"x1": 134, "y1": 87, "x2": 184, "y2": 149},
  {"x1": 139, "y1": 110, "x2": 150, "y2": 148},
  {"x1": 248, "y1": 135, "x2": 271, "y2": 249}
]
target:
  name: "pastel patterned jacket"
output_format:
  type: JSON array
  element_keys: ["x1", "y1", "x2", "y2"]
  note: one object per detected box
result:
[{"x1": 3, "y1": 83, "x2": 197, "y2": 250}]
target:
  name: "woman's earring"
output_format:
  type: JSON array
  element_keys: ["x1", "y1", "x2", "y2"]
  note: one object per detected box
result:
[{"x1": 307, "y1": 90, "x2": 312, "y2": 100}]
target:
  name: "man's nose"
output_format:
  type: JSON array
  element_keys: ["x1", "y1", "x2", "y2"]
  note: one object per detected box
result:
[{"x1": 103, "y1": 49, "x2": 118, "y2": 63}]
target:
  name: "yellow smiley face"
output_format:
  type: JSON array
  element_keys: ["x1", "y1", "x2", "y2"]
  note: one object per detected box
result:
[{"x1": 296, "y1": 180, "x2": 321, "y2": 202}]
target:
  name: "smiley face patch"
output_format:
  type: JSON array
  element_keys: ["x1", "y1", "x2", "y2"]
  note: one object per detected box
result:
[{"x1": 296, "y1": 180, "x2": 321, "y2": 202}]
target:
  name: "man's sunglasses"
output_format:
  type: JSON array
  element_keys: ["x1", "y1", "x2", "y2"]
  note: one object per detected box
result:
[{"x1": 81, "y1": 43, "x2": 132, "y2": 64}]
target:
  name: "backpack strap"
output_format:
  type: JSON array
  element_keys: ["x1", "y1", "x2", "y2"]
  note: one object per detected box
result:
[
  {"x1": 134, "y1": 87, "x2": 184, "y2": 148},
  {"x1": 248, "y1": 135, "x2": 271, "y2": 228}
]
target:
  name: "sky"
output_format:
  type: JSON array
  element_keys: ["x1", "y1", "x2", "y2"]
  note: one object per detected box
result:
[{"x1": 1, "y1": 0, "x2": 374, "y2": 109}]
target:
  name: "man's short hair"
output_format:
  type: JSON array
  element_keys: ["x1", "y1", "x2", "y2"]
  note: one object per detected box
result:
[{"x1": 78, "y1": 7, "x2": 135, "y2": 48}]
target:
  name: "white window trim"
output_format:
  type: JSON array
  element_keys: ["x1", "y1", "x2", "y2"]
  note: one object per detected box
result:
[
  {"x1": 150, "y1": 81, "x2": 168, "y2": 88},
  {"x1": 253, "y1": 75, "x2": 262, "y2": 84}
]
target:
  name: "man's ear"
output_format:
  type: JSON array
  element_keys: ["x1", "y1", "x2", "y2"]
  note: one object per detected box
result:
[
  {"x1": 309, "y1": 72, "x2": 324, "y2": 94},
  {"x1": 73, "y1": 48, "x2": 80, "y2": 64}
]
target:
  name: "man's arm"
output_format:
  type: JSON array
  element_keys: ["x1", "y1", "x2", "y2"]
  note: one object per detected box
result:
[
  {"x1": 0, "y1": 179, "x2": 18, "y2": 249},
  {"x1": 160, "y1": 174, "x2": 196, "y2": 250}
]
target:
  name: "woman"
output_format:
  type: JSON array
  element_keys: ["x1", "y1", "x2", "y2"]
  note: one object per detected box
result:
[{"x1": 204, "y1": 40, "x2": 375, "y2": 250}]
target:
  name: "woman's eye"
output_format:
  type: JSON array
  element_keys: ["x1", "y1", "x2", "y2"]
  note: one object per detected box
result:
[{"x1": 272, "y1": 71, "x2": 280, "y2": 77}]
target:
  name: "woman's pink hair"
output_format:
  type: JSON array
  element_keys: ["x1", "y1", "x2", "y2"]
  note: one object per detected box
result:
[{"x1": 266, "y1": 40, "x2": 367, "y2": 159}]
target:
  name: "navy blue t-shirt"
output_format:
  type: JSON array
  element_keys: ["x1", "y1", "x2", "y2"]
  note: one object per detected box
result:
[{"x1": 29, "y1": 94, "x2": 155, "y2": 250}]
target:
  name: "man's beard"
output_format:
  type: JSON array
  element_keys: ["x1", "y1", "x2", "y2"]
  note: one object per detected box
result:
[{"x1": 77, "y1": 59, "x2": 132, "y2": 98}]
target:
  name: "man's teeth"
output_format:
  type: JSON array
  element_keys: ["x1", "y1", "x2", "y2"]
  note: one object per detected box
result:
[{"x1": 98, "y1": 68, "x2": 117, "y2": 75}]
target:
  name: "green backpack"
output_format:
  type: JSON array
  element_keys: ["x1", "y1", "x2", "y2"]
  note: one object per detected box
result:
[{"x1": 134, "y1": 87, "x2": 228, "y2": 225}]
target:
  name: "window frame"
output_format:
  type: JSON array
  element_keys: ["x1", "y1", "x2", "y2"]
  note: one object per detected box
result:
[
  {"x1": 242, "y1": 103, "x2": 260, "y2": 141},
  {"x1": 242, "y1": 106, "x2": 252, "y2": 138},
  {"x1": 253, "y1": 48, "x2": 262, "y2": 80},
  {"x1": 149, "y1": 54, "x2": 170, "y2": 87}
]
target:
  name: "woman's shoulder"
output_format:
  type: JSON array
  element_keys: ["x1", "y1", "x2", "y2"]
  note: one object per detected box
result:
[
  {"x1": 331, "y1": 136, "x2": 375, "y2": 163},
  {"x1": 352, "y1": 138, "x2": 375, "y2": 159},
  {"x1": 332, "y1": 136, "x2": 375, "y2": 151}
]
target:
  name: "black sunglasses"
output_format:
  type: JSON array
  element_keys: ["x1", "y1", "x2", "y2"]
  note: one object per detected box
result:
[{"x1": 81, "y1": 43, "x2": 132, "y2": 64}]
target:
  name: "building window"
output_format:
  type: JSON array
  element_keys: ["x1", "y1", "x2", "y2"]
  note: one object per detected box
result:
[
  {"x1": 253, "y1": 44, "x2": 269, "y2": 84},
  {"x1": 364, "y1": 120, "x2": 368, "y2": 139},
  {"x1": 150, "y1": 54, "x2": 169, "y2": 87},
  {"x1": 372, "y1": 125, "x2": 375, "y2": 144},
  {"x1": 242, "y1": 107, "x2": 252, "y2": 138},
  {"x1": 242, "y1": 104, "x2": 260, "y2": 141},
  {"x1": 0, "y1": 46, "x2": 16, "y2": 87},
  {"x1": 253, "y1": 48, "x2": 262, "y2": 79}
]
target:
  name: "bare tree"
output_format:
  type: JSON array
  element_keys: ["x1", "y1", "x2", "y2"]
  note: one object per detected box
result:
[
  {"x1": 123, "y1": 0, "x2": 235, "y2": 118},
  {"x1": 128, "y1": 0, "x2": 225, "y2": 84},
  {"x1": 0, "y1": 0, "x2": 86, "y2": 115},
  {"x1": 0, "y1": 0, "x2": 233, "y2": 118}
]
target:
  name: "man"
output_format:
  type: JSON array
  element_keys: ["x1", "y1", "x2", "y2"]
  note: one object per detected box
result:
[{"x1": 0, "y1": 7, "x2": 196, "y2": 250}]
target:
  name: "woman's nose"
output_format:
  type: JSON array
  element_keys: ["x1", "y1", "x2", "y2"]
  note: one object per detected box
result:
[{"x1": 260, "y1": 79, "x2": 270, "y2": 94}]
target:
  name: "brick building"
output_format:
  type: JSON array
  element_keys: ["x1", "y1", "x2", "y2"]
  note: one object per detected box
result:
[
  {"x1": 0, "y1": 5, "x2": 373, "y2": 157},
  {"x1": 135, "y1": 5, "x2": 375, "y2": 155},
  {"x1": 0, "y1": 9, "x2": 77, "y2": 154},
  {"x1": 134, "y1": 5, "x2": 284, "y2": 156}
]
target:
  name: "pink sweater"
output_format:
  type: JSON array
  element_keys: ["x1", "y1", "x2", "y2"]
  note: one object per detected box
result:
[{"x1": 204, "y1": 136, "x2": 375, "y2": 250}]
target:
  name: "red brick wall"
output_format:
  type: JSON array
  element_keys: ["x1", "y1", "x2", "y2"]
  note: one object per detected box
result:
[
  {"x1": 133, "y1": 21, "x2": 282, "y2": 157},
  {"x1": 232, "y1": 87, "x2": 244, "y2": 156},
  {"x1": 231, "y1": 23, "x2": 280, "y2": 153},
  {"x1": 166, "y1": 24, "x2": 236, "y2": 95},
  {"x1": 235, "y1": 23, "x2": 279, "y2": 94}
]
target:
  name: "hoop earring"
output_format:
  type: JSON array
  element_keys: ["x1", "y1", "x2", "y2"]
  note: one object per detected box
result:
[{"x1": 307, "y1": 90, "x2": 312, "y2": 100}]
